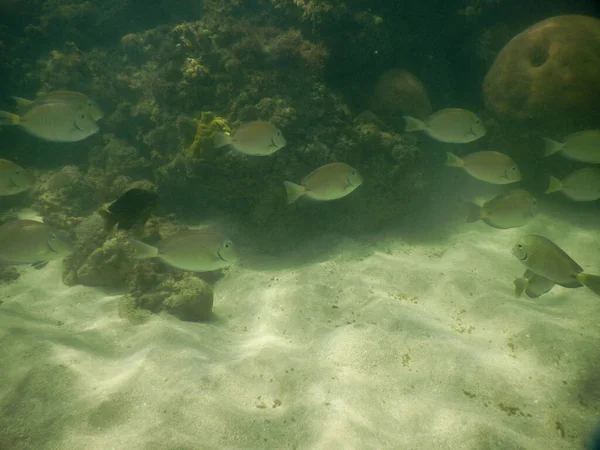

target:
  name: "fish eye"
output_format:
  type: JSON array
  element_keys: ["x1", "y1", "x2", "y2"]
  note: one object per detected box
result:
[
  {"x1": 50, "y1": 233, "x2": 57, "y2": 240},
  {"x1": 517, "y1": 244, "x2": 522, "y2": 249},
  {"x1": 79, "y1": 113, "x2": 85, "y2": 118}
]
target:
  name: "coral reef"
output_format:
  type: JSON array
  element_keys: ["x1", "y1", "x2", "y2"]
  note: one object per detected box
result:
[
  {"x1": 121, "y1": 270, "x2": 215, "y2": 323},
  {"x1": 483, "y1": 15, "x2": 600, "y2": 120},
  {"x1": 368, "y1": 68, "x2": 432, "y2": 119}
]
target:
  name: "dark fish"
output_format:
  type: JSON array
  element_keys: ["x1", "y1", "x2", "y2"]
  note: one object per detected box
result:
[{"x1": 98, "y1": 188, "x2": 159, "y2": 231}]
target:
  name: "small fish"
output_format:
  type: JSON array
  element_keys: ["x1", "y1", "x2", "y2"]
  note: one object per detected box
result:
[
  {"x1": 283, "y1": 163, "x2": 363, "y2": 204},
  {"x1": 512, "y1": 234, "x2": 600, "y2": 295},
  {"x1": 513, "y1": 269, "x2": 555, "y2": 299},
  {"x1": 403, "y1": 108, "x2": 486, "y2": 143},
  {"x1": 0, "y1": 102, "x2": 99, "y2": 142},
  {"x1": 0, "y1": 159, "x2": 35, "y2": 196},
  {"x1": 0, "y1": 220, "x2": 73, "y2": 265},
  {"x1": 213, "y1": 120, "x2": 286, "y2": 155},
  {"x1": 13, "y1": 90, "x2": 104, "y2": 121},
  {"x1": 98, "y1": 188, "x2": 159, "y2": 231},
  {"x1": 466, "y1": 189, "x2": 537, "y2": 229},
  {"x1": 446, "y1": 151, "x2": 521, "y2": 184},
  {"x1": 545, "y1": 168, "x2": 600, "y2": 201},
  {"x1": 129, "y1": 228, "x2": 238, "y2": 272},
  {"x1": 543, "y1": 130, "x2": 600, "y2": 163}
]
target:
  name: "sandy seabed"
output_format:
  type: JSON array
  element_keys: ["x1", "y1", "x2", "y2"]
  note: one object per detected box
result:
[{"x1": 1, "y1": 185, "x2": 599, "y2": 450}]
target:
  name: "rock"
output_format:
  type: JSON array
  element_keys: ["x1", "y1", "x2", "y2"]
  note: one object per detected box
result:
[
  {"x1": 369, "y1": 69, "x2": 432, "y2": 119},
  {"x1": 483, "y1": 15, "x2": 600, "y2": 120},
  {"x1": 161, "y1": 276, "x2": 214, "y2": 322}
]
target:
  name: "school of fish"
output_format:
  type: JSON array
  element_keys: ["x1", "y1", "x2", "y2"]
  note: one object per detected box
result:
[{"x1": 0, "y1": 84, "x2": 599, "y2": 304}]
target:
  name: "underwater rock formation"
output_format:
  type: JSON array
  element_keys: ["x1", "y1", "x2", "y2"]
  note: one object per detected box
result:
[
  {"x1": 483, "y1": 15, "x2": 600, "y2": 120},
  {"x1": 369, "y1": 69, "x2": 432, "y2": 119},
  {"x1": 121, "y1": 263, "x2": 215, "y2": 323}
]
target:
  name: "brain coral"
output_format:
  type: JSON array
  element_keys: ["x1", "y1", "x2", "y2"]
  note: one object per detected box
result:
[
  {"x1": 369, "y1": 68, "x2": 432, "y2": 119},
  {"x1": 482, "y1": 15, "x2": 600, "y2": 120}
]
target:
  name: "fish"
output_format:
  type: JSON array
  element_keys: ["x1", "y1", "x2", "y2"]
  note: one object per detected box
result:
[
  {"x1": 213, "y1": 120, "x2": 286, "y2": 155},
  {"x1": 511, "y1": 234, "x2": 600, "y2": 296},
  {"x1": 0, "y1": 102, "x2": 99, "y2": 142},
  {"x1": 466, "y1": 189, "x2": 537, "y2": 229},
  {"x1": 0, "y1": 159, "x2": 36, "y2": 196},
  {"x1": 545, "y1": 168, "x2": 600, "y2": 201},
  {"x1": 128, "y1": 228, "x2": 238, "y2": 272},
  {"x1": 283, "y1": 163, "x2": 363, "y2": 204},
  {"x1": 98, "y1": 188, "x2": 159, "y2": 231},
  {"x1": 13, "y1": 90, "x2": 104, "y2": 121},
  {"x1": 0, "y1": 219, "x2": 73, "y2": 265},
  {"x1": 543, "y1": 130, "x2": 600, "y2": 163},
  {"x1": 513, "y1": 269, "x2": 555, "y2": 299},
  {"x1": 446, "y1": 151, "x2": 521, "y2": 184},
  {"x1": 403, "y1": 108, "x2": 486, "y2": 143}
]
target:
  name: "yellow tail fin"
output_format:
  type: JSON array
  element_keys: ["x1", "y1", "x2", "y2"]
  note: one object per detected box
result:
[
  {"x1": 465, "y1": 202, "x2": 482, "y2": 223},
  {"x1": 513, "y1": 277, "x2": 528, "y2": 298},
  {"x1": 0, "y1": 111, "x2": 20, "y2": 126},
  {"x1": 403, "y1": 116, "x2": 426, "y2": 133},
  {"x1": 283, "y1": 181, "x2": 306, "y2": 204},
  {"x1": 542, "y1": 138, "x2": 563, "y2": 157},
  {"x1": 446, "y1": 152, "x2": 464, "y2": 168},
  {"x1": 545, "y1": 176, "x2": 563, "y2": 195},
  {"x1": 576, "y1": 273, "x2": 600, "y2": 296}
]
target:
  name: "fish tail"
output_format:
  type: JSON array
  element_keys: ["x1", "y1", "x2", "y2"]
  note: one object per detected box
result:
[
  {"x1": 402, "y1": 116, "x2": 426, "y2": 132},
  {"x1": 0, "y1": 111, "x2": 20, "y2": 126},
  {"x1": 445, "y1": 152, "x2": 464, "y2": 168},
  {"x1": 213, "y1": 131, "x2": 232, "y2": 148},
  {"x1": 513, "y1": 277, "x2": 528, "y2": 298},
  {"x1": 576, "y1": 273, "x2": 600, "y2": 296},
  {"x1": 283, "y1": 181, "x2": 305, "y2": 204},
  {"x1": 97, "y1": 208, "x2": 118, "y2": 231},
  {"x1": 465, "y1": 202, "x2": 483, "y2": 223},
  {"x1": 542, "y1": 138, "x2": 563, "y2": 157},
  {"x1": 127, "y1": 237, "x2": 159, "y2": 259},
  {"x1": 545, "y1": 176, "x2": 563, "y2": 195}
]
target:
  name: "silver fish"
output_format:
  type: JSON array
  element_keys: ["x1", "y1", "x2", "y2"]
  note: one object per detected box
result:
[
  {"x1": 447, "y1": 151, "x2": 521, "y2": 184},
  {"x1": 13, "y1": 90, "x2": 104, "y2": 121},
  {"x1": 512, "y1": 235, "x2": 600, "y2": 296},
  {"x1": 0, "y1": 159, "x2": 35, "y2": 196},
  {"x1": 0, "y1": 102, "x2": 99, "y2": 142},
  {"x1": 214, "y1": 120, "x2": 286, "y2": 155},
  {"x1": 466, "y1": 189, "x2": 537, "y2": 229},
  {"x1": 543, "y1": 130, "x2": 600, "y2": 163},
  {"x1": 545, "y1": 168, "x2": 600, "y2": 201},
  {"x1": 129, "y1": 228, "x2": 238, "y2": 272},
  {"x1": 0, "y1": 220, "x2": 73, "y2": 265},
  {"x1": 403, "y1": 108, "x2": 486, "y2": 143},
  {"x1": 284, "y1": 163, "x2": 363, "y2": 204}
]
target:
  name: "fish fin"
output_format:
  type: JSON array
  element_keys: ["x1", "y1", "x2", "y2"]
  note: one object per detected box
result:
[
  {"x1": 576, "y1": 273, "x2": 600, "y2": 296},
  {"x1": 283, "y1": 181, "x2": 306, "y2": 204},
  {"x1": 213, "y1": 132, "x2": 232, "y2": 148},
  {"x1": 402, "y1": 116, "x2": 426, "y2": 133},
  {"x1": 545, "y1": 176, "x2": 563, "y2": 195},
  {"x1": 127, "y1": 237, "x2": 159, "y2": 259},
  {"x1": 0, "y1": 111, "x2": 20, "y2": 126},
  {"x1": 513, "y1": 277, "x2": 528, "y2": 298},
  {"x1": 31, "y1": 261, "x2": 48, "y2": 270},
  {"x1": 542, "y1": 138, "x2": 563, "y2": 157},
  {"x1": 12, "y1": 96, "x2": 33, "y2": 113},
  {"x1": 97, "y1": 208, "x2": 118, "y2": 232},
  {"x1": 465, "y1": 202, "x2": 482, "y2": 223},
  {"x1": 445, "y1": 152, "x2": 464, "y2": 168}
]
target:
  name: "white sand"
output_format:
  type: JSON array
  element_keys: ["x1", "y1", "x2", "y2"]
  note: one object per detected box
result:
[{"x1": 1, "y1": 182, "x2": 599, "y2": 449}]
